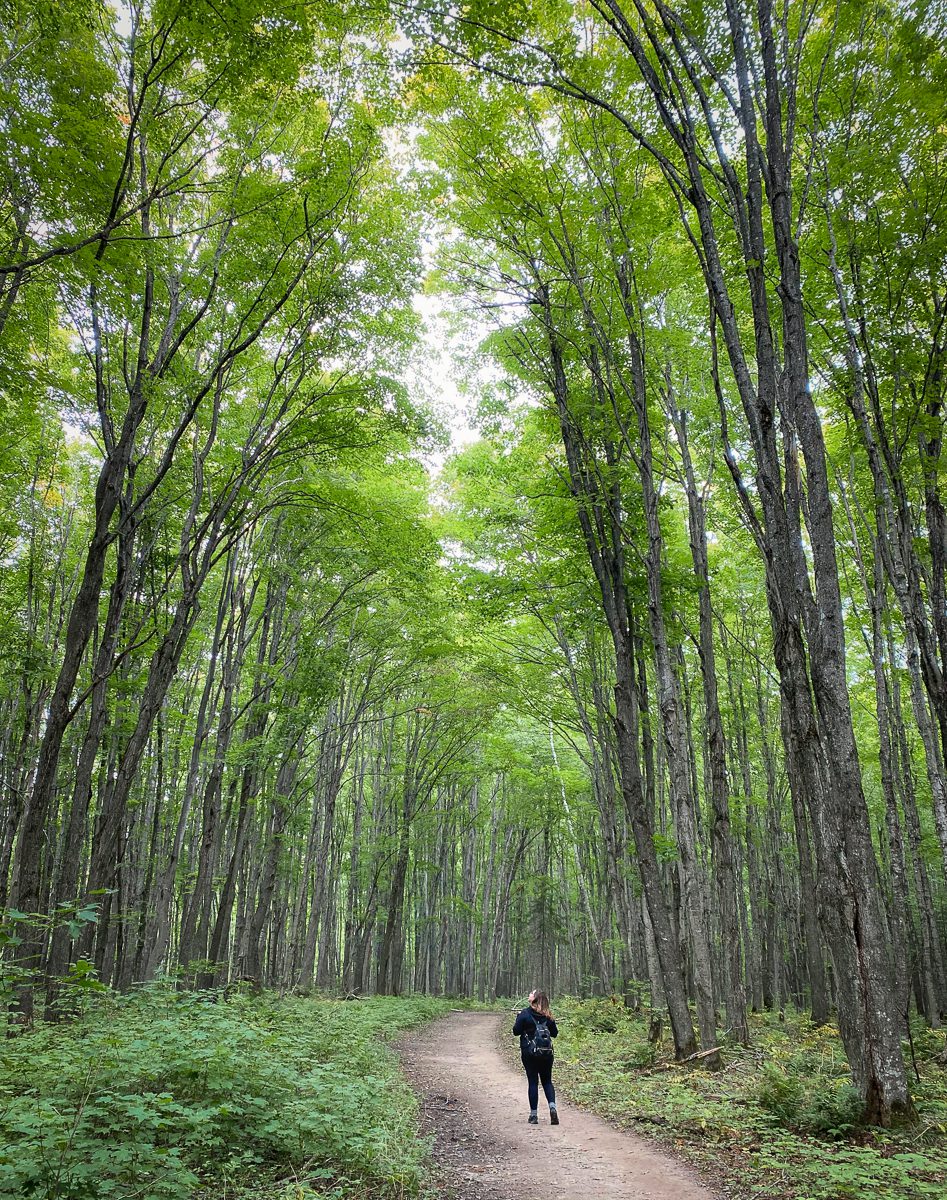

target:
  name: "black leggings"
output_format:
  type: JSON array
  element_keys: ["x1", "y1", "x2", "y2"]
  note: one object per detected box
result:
[{"x1": 521, "y1": 1054, "x2": 556, "y2": 1110}]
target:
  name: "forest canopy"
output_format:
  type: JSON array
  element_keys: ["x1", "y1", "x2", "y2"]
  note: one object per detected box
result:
[{"x1": 1, "y1": 0, "x2": 946, "y2": 1145}]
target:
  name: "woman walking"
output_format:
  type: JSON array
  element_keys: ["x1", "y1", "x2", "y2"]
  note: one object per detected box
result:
[{"x1": 513, "y1": 988, "x2": 559, "y2": 1125}]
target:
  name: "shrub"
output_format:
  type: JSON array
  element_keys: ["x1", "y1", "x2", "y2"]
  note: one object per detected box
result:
[
  {"x1": 0, "y1": 988, "x2": 447, "y2": 1199},
  {"x1": 756, "y1": 1064, "x2": 864, "y2": 1138},
  {"x1": 796, "y1": 1081, "x2": 865, "y2": 1138},
  {"x1": 757, "y1": 1063, "x2": 807, "y2": 1125},
  {"x1": 569, "y1": 996, "x2": 628, "y2": 1034},
  {"x1": 624, "y1": 1041, "x2": 657, "y2": 1069}
]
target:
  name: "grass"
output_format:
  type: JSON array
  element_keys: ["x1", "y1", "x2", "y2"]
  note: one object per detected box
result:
[
  {"x1": 548, "y1": 997, "x2": 947, "y2": 1200},
  {"x1": 0, "y1": 985, "x2": 450, "y2": 1200}
]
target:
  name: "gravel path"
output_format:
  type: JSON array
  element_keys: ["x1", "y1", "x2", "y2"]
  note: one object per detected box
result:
[{"x1": 395, "y1": 1011, "x2": 718, "y2": 1200}]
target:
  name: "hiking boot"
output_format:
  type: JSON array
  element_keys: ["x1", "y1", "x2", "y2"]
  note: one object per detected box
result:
[
  {"x1": 527, "y1": 1113, "x2": 538, "y2": 1124},
  {"x1": 550, "y1": 1107, "x2": 560, "y2": 1125}
]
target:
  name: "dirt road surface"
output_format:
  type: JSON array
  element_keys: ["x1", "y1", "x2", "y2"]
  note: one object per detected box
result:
[{"x1": 395, "y1": 1011, "x2": 718, "y2": 1200}]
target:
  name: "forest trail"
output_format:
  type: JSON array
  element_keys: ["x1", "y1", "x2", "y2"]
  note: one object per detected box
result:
[{"x1": 396, "y1": 1011, "x2": 717, "y2": 1200}]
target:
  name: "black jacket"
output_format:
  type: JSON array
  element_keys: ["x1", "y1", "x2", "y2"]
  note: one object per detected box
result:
[{"x1": 513, "y1": 1006, "x2": 559, "y2": 1055}]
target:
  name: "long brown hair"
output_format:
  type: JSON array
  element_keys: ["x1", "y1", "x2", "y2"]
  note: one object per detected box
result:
[{"x1": 530, "y1": 989, "x2": 553, "y2": 1020}]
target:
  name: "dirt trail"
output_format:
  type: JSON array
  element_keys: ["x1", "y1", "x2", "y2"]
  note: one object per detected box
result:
[{"x1": 395, "y1": 1011, "x2": 717, "y2": 1200}]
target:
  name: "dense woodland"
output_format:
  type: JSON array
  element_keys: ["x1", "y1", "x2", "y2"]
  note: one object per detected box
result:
[{"x1": 1, "y1": 0, "x2": 946, "y2": 1133}]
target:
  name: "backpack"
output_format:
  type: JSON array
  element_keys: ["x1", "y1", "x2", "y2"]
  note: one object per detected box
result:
[{"x1": 526, "y1": 1015, "x2": 554, "y2": 1059}]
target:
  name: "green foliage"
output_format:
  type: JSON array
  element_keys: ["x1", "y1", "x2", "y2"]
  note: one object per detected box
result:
[
  {"x1": 755, "y1": 1061, "x2": 806, "y2": 1124},
  {"x1": 0, "y1": 902, "x2": 104, "y2": 1012},
  {"x1": 0, "y1": 990, "x2": 448, "y2": 1200},
  {"x1": 756, "y1": 1064, "x2": 864, "y2": 1138}
]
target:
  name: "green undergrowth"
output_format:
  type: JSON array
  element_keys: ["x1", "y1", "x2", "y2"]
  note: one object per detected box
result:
[
  {"x1": 0, "y1": 987, "x2": 450, "y2": 1200},
  {"x1": 551, "y1": 998, "x2": 947, "y2": 1200}
]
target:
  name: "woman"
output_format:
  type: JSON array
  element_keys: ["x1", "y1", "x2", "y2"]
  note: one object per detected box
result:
[{"x1": 512, "y1": 988, "x2": 559, "y2": 1125}]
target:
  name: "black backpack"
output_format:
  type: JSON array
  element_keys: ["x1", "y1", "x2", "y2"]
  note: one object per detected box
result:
[{"x1": 526, "y1": 1015, "x2": 554, "y2": 1058}]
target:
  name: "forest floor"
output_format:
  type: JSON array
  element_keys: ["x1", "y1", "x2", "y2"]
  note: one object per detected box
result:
[
  {"x1": 442, "y1": 998, "x2": 947, "y2": 1200},
  {"x1": 395, "y1": 1011, "x2": 717, "y2": 1200}
]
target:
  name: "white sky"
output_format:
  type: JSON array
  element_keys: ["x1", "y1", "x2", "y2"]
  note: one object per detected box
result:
[{"x1": 410, "y1": 291, "x2": 481, "y2": 474}]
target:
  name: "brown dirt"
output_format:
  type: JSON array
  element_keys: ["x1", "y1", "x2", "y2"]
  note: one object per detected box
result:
[{"x1": 395, "y1": 1011, "x2": 719, "y2": 1200}]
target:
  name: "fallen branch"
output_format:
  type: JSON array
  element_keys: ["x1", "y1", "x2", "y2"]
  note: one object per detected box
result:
[{"x1": 681, "y1": 1045, "x2": 722, "y2": 1063}]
